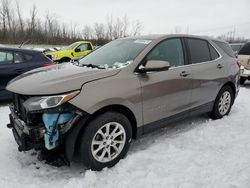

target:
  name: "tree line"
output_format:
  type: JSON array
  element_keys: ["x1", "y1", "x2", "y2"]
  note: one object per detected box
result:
[{"x1": 0, "y1": 0, "x2": 142, "y2": 45}]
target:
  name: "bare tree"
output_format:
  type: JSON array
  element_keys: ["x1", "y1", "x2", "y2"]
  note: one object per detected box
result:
[
  {"x1": 16, "y1": 0, "x2": 24, "y2": 33},
  {"x1": 121, "y1": 16, "x2": 129, "y2": 37},
  {"x1": 0, "y1": 0, "x2": 7, "y2": 37},
  {"x1": 29, "y1": 5, "x2": 37, "y2": 34},
  {"x1": 131, "y1": 19, "x2": 142, "y2": 36},
  {"x1": 106, "y1": 15, "x2": 113, "y2": 40},
  {"x1": 82, "y1": 25, "x2": 92, "y2": 40},
  {"x1": 0, "y1": 0, "x2": 144, "y2": 45},
  {"x1": 113, "y1": 18, "x2": 123, "y2": 39},
  {"x1": 2, "y1": 0, "x2": 12, "y2": 32},
  {"x1": 94, "y1": 23, "x2": 105, "y2": 40}
]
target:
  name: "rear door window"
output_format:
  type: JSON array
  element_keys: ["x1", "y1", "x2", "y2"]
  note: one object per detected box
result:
[
  {"x1": 24, "y1": 54, "x2": 33, "y2": 61},
  {"x1": 14, "y1": 52, "x2": 26, "y2": 64},
  {"x1": 186, "y1": 38, "x2": 211, "y2": 64},
  {"x1": 238, "y1": 43, "x2": 250, "y2": 55},
  {"x1": 0, "y1": 51, "x2": 14, "y2": 65}
]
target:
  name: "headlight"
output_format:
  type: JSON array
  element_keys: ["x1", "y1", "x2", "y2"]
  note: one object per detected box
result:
[
  {"x1": 23, "y1": 91, "x2": 80, "y2": 111},
  {"x1": 51, "y1": 54, "x2": 58, "y2": 60}
]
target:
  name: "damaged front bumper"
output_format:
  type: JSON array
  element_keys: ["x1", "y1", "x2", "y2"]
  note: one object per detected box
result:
[
  {"x1": 7, "y1": 96, "x2": 84, "y2": 153},
  {"x1": 8, "y1": 104, "x2": 45, "y2": 151}
]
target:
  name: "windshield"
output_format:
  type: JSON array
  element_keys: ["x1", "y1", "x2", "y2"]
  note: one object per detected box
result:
[
  {"x1": 78, "y1": 39, "x2": 151, "y2": 69},
  {"x1": 63, "y1": 42, "x2": 79, "y2": 50}
]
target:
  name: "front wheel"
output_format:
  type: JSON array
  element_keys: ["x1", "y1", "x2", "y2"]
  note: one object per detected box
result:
[
  {"x1": 79, "y1": 111, "x2": 132, "y2": 171},
  {"x1": 209, "y1": 86, "x2": 234, "y2": 120}
]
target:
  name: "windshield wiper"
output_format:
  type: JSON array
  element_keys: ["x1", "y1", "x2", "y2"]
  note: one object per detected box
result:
[{"x1": 80, "y1": 63, "x2": 106, "y2": 69}]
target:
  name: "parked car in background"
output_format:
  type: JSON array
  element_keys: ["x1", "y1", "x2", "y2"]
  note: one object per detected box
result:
[
  {"x1": 237, "y1": 42, "x2": 250, "y2": 84},
  {"x1": 46, "y1": 41, "x2": 93, "y2": 63},
  {"x1": 230, "y1": 43, "x2": 244, "y2": 56},
  {"x1": 42, "y1": 47, "x2": 61, "y2": 54},
  {"x1": 0, "y1": 47, "x2": 53, "y2": 101},
  {"x1": 6, "y1": 35, "x2": 240, "y2": 170}
]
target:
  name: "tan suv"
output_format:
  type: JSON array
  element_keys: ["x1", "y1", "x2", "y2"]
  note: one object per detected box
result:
[
  {"x1": 6, "y1": 34, "x2": 240, "y2": 170},
  {"x1": 237, "y1": 42, "x2": 250, "y2": 84}
]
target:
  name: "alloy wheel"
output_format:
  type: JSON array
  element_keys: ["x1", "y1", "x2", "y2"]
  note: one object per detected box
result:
[
  {"x1": 91, "y1": 122, "x2": 126, "y2": 163},
  {"x1": 218, "y1": 91, "x2": 231, "y2": 116}
]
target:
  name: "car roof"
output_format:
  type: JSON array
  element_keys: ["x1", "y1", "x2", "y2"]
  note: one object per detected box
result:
[
  {"x1": 229, "y1": 43, "x2": 245, "y2": 45},
  {"x1": 0, "y1": 47, "x2": 42, "y2": 54},
  {"x1": 75, "y1": 41, "x2": 91, "y2": 44},
  {"x1": 123, "y1": 34, "x2": 227, "y2": 43}
]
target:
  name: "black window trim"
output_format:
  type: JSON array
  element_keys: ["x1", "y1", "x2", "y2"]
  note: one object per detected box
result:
[{"x1": 184, "y1": 37, "x2": 222, "y2": 65}]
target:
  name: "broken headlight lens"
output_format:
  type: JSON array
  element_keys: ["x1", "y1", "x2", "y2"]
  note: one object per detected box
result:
[{"x1": 23, "y1": 91, "x2": 80, "y2": 111}]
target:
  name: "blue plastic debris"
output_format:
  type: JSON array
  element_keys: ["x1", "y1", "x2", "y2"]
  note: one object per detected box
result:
[{"x1": 42, "y1": 113, "x2": 73, "y2": 150}]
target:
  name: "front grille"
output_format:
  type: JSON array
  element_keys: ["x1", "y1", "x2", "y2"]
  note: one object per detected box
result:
[{"x1": 13, "y1": 93, "x2": 30, "y2": 121}]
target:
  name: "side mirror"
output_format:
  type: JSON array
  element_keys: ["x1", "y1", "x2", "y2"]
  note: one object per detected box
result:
[
  {"x1": 75, "y1": 48, "x2": 81, "y2": 53},
  {"x1": 138, "y1": 60, "x2": 170, "y2": 73}
]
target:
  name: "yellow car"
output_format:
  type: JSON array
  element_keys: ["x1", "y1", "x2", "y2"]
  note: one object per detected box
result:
[{"x1": 46, "y1": 41, "x2": 93, "y2": 63}]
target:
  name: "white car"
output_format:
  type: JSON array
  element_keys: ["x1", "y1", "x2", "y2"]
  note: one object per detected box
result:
[{"x1": 237, "y1": 42, "x2": 250, "y2": 84}]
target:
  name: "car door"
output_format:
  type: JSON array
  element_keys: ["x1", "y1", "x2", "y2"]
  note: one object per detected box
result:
[
  {"x1": 73, "y1": 43, "x2": 92, "y2": 58},
  {"x1": 0, "y1": 50, "x2": 29, "y2": 97},
  {"x1": 185, "y1": 38, "x2": 227, "y2": 109},
  {"x1": 138, "y1": 38, "x2": 193, "y2": 126}
]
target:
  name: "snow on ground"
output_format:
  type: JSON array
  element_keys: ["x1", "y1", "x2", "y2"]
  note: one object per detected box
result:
[{"x1": 1, "y1": 85, "x2": 250, "y2": 188}]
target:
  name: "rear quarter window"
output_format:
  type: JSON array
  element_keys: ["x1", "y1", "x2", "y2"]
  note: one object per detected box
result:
[
  {"x1": 213, "y1": 40, "x2": 235, "y2": 57},
  {"x1": 24, "y1": 54, "x2": 33, "y2": 61},
  {"x1": 208, "y1": 43, "x2": 220, "y2": 60},
  {"x1": 238, "y1": 43, "x2": 250, "y2": 55}
]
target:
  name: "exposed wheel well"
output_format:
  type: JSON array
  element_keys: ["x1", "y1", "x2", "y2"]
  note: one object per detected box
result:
[
  {"x1": 89, "y1": 105, "x2": 138, "y2": 139},
  {"x1": 59, "y1": 57, "x2": 71, "y2": 63}
]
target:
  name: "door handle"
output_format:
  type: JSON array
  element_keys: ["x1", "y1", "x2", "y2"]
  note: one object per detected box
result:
[
  {"x1": 180, "y1": 71, "x2": 190, "y2": 77},
  {"x1": 217, "y1": 64, "x2": 223, "y2": 69}
]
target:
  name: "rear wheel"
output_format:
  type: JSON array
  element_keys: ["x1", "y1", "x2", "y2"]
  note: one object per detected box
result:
[
  {"x1": 79, "y1": 111, "x2": 132, "y2": 171},
  {"x1": 209, "y1": 86, "x2": 234, "y2": 119},
  {"x1": 240, "y1": 77, "x2": 246, "y2": 85}
]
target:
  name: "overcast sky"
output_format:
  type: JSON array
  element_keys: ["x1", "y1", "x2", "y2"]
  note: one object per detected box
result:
[{"x1": 15, "y1": 0, "x2": 250, "y2": 38}]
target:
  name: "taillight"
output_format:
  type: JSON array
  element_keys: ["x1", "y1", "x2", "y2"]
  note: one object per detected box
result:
[
  {"x1": 236, "y1": 60, "x2": 241, "y2": 69},
  {"x1": 43, "y1": 62, "x2": 54, "y2": 67}
]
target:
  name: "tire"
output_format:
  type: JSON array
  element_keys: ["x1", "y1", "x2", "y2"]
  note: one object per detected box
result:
[
  {"x1": 209, "y1": 85, "x2": 234, "y2": 120},
  {"x1": 79, "y1": 111, "x2": 132, "y2": 171},
  {"x1": 240, "y1": 77, "x2": 246, "y2": 85}
]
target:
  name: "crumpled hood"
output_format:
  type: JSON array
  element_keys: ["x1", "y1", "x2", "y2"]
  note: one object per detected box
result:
[{"x1": 7, "y1": 63, "x2": 120, "y2": 95}]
